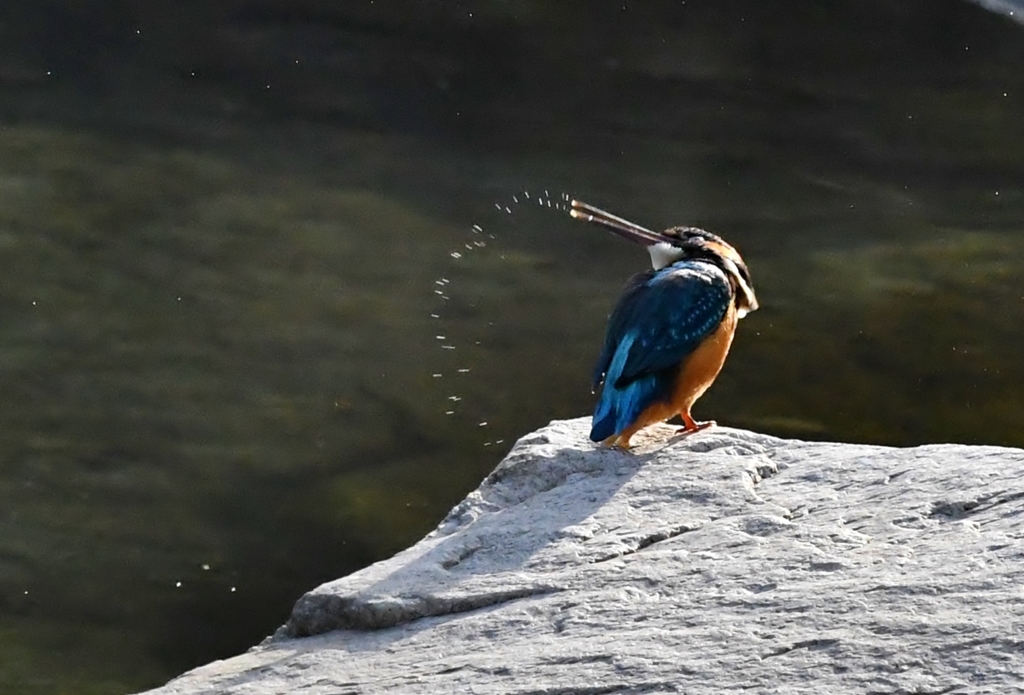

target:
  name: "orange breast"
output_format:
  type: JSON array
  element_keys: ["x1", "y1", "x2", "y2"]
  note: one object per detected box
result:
[{"x1": 669, "y1": 303, "x2": 738, "y2": 416}]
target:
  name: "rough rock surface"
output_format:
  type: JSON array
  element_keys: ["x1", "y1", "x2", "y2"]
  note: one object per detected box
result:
[{"x1": 143, "y1": 418, "x2": 1024, "y2": 694}]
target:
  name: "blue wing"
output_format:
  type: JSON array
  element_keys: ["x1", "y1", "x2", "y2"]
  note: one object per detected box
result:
[{"x1": 590, "y1": 260, "x2": 732, "y2": 442}]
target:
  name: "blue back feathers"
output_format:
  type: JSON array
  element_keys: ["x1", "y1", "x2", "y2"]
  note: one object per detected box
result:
[{"x1": 590, "y1": 260, "x2": 732, "y2": 442}]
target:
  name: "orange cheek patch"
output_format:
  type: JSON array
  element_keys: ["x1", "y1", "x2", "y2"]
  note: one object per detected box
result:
[{"x1": 705, "y1": 241, "x2": 742, "y2": 266}]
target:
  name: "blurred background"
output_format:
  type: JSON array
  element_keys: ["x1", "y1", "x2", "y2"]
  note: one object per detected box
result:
[{"x1": 1, "y1": 1, "x2": 1023, "y2": 692}]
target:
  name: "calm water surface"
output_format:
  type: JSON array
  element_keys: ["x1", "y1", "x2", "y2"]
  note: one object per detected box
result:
[{"x1": 1, "y1": 1, "x2": 1023, "y2": 692}]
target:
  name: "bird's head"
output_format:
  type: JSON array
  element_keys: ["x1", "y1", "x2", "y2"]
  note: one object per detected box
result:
[{"x1": 570, "y1": 200, "x2": 758, "y2": 317}]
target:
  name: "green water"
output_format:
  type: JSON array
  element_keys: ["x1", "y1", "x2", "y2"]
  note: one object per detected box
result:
[{"x1": 1, "y1": 0, "x2": 1023, "y2": 692}]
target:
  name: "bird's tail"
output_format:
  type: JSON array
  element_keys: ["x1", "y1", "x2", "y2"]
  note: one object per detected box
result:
[
  {"x1": 590, "y1": 373, "x2": 659, "y2": 442},
  {"x1": 590, "y1": 333, "x2": 662, "y2": 442}
]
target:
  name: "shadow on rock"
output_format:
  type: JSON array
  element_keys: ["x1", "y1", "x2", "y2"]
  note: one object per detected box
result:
[{"x1": 278, "y1": 418, "x2": 780, "y2": 640}]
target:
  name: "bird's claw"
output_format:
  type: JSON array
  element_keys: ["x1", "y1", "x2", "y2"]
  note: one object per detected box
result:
[{"x1": 675, "y1": 420, "x2": 715, "y2": 435}]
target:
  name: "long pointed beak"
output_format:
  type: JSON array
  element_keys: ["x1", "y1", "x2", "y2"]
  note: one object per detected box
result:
[{"x1": 569, "y1": 200, "x2": 665, "y2": 247}]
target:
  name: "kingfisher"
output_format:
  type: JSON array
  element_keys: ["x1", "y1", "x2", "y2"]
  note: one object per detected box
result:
[{"x1": 569, "y1": 200, "x2": 758, "y2": 448}]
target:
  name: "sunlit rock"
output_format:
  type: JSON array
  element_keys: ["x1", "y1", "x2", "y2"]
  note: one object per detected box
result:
[{"x1": 141, "y1": 417, "x2": 1024, "y2": 694}]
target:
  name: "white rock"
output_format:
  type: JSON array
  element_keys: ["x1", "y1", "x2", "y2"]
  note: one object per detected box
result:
[{"x1": 141, "y1": 418, "x2": 1024, "y2": 695}]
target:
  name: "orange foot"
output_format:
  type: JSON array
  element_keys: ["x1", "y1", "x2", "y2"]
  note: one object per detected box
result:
[{"x1": 676, "y1": 412, "x2": 715, "y2": 436}]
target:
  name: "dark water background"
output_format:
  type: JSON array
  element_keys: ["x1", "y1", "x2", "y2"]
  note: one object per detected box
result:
[{"x1": 1, "y1": 1, "x2": 1023, "y2": 692}]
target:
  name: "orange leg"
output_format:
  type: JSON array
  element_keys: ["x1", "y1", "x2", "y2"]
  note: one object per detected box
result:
[{"x1": 676, "y1": 410, "x2": 715, "y2": 436}]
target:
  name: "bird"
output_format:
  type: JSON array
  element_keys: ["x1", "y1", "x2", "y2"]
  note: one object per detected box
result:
[{"x1": 569, "y1": 199, "x2": 758, "y2": 449}]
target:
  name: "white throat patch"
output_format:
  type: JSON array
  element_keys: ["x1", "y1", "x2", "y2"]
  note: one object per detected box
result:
[{"x1": 647, "y1": 241, "x2": 683, "y2": 270}]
